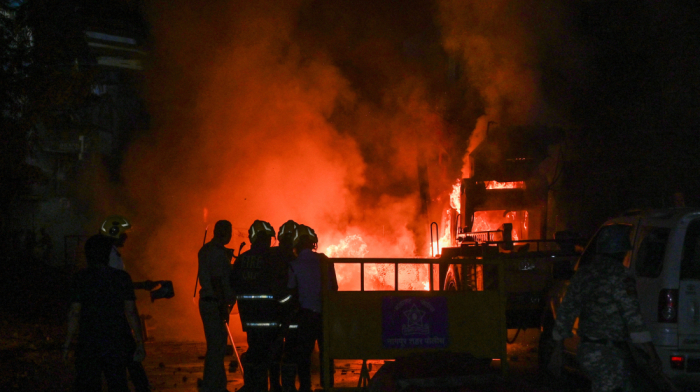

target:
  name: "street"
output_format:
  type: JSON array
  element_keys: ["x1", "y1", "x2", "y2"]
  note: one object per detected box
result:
[{"x1": 134, "y1": 329, "x2": 591, "y2": 391}]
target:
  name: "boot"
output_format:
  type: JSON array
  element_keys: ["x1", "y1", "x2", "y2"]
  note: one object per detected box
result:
[
  {"x1": 281, "y1": 364, "x2": 297, "y2": 392},
  {"x1": 269, "y1": 363, "x2": 282, "y2": 392},
  {"x1": 241, "y1": 362, "x2": 266, "y2": 392}
]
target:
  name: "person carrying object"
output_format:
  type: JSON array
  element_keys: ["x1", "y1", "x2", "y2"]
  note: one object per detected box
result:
[{"x1": 63, "y1": 234, "x2": 145, "y2": 392}]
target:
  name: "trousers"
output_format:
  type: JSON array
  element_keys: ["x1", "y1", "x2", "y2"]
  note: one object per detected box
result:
[
  {"x1": 74, "y1": 353, "x2": 129, "y2": 392},
  {"x1": 283, "y1": 309, "x2": 325, "y2": 392},
  {"x1": 199, "y1": 299, "x2": 228, "y2": 392},
  {"x1": 578, "y1": 341, "x2": 632, "y2": 392},
  {"x1": 128, "y1": 360, "x2": 151, "y2": 392}
]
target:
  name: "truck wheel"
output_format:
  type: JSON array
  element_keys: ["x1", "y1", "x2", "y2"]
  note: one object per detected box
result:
[{"x1": 538, "y1": 312, "x2": 556, "y2": 370}]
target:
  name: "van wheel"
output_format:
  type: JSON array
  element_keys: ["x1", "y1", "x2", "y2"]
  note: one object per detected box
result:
[{"x1": 538, "y1": 312, "x2": 556, "y2": 370}]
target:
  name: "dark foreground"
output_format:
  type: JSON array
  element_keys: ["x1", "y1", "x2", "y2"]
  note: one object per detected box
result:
[
  {"x1": 1, "y1": 263, "x2": 697, "y2": 391},
  {"x1": 0, "y1": 305, "x2": 603, "y2": 392}
]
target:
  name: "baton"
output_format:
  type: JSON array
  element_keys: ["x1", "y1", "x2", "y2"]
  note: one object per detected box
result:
[
  {"x1": 234, "y1": 242, "x2": 245, "y2": 259},
  {"x1": 225, "y1": 319, "x2": 244, "y2": 376},
  {"x1": 193, "y1": 226, "x2": 208, "y2": 304}
]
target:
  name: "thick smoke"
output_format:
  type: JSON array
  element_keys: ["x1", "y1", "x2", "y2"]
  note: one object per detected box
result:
[
  {"x1": 101, "y1": 0, "x2": 456, "y2": 340},
  {"x1": 437, "y1": 0, "x2": 581, "y2": 177},
  {"x1": 88, "y1": 0, "x2": 579, "y2": 341}
]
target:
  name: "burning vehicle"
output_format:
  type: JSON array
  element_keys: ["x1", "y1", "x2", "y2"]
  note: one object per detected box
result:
[{"x1": 432, "y1": 125, "x2": 581, "y2": 332}]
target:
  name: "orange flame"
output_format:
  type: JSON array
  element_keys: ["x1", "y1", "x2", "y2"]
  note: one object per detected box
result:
[
  {"x1": 326, "y1": 235, "x2": 369, "y2": 258},
  {"x1": 327, "y1": 235, "x2": 430, "y2": 291},
  {"x1": 449, "y1": 179, "x2": 461, "y2": 213},
  {"x1": 485, "y1": 181, "x2": 525, "y2": 189}
]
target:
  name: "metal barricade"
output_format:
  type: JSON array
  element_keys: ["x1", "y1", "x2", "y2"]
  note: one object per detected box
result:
[{"x1": 321, "y1": 257, "x2": 507, "y2": 389}]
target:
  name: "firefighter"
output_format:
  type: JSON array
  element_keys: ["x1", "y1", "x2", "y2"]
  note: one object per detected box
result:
[
  {"x1": 284, "y1": 225, "x2": 338, "y2": 392},
  {"x1": 231, "y1": 220, "x2": 285, "y2": 391},
  {"x1": 198, "y1": 220, "x2": 236, "y2": 392},
  {"x1": 99, "y1": 215, "x2": 155, "y2": 392},
  {"x1": 268, "y1": 220, "x2": 299, "y2": 392}
]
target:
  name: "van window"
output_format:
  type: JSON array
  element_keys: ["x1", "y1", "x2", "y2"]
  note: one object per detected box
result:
[
  {"x1": 635, "y1": 227, "x2": 670, "y2": 278},
  {"x1": 681, "y1": 219, "x2": 700, "y2": 280}
]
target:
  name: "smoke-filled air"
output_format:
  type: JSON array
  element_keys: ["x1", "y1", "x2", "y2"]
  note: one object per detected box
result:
[{"x1": 85, "y1": 0, "x2": 579, "y2": 340}]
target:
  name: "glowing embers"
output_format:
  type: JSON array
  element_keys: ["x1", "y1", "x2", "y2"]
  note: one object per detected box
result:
[
  {"x1": 484, "y1": 181, "x2": 525, "y2": 189},
  {"x1": 334, "y1": 263, "x2": 431, "y2": 291}
]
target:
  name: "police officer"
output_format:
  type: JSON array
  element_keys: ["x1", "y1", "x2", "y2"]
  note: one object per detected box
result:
[
  {"x1": 198, "y1": 220, "x2": 236, "y2": 392},
  {"x1": 548, "y1": 224, "x2": 661, "y2": 392},
  {"x1": 285, "y1": 225, "x2": 338, "y2": 392},
  {"x1": 268, "y1": 220, "x2": 299, "y2": 392},
  {"x1": 231, "y1": 220, "x2": 284, "y2": 391}
]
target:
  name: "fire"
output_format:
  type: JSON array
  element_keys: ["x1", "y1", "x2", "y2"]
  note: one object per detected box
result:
[
  {"x1": 326, "y1": 234, "x2": 369, "y2": 258},
  {"x1": 449, "y1": 179, "x2": 461, "y2": 213},
  {"x1": 428, "y1": 179, "x2": 462, "y2": 256},
  {"x1": 327, "y1": 235, "x2": 430, "y2": 291},
  {"x1": 430, "y1": 209, "x2": 453, "y2": 256},
  {"x1": 485, "y1": 181, "x2": 525, "y2": 189},
  {"x1": 472, "y1": 210, "x2": 524, "y2": 240}
]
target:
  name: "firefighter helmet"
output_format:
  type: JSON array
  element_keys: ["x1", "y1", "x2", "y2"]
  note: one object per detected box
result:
[
  {"x1": 293, "y1": 225, "x2": 318, "y2": 248},
  {"x1": 278, "y1": 220, "x2": 298, "y2": 240},
  {"x1": 596, "y1": 224, "x2": 632, "y2": 255},
  {"x1": 100, "y1": 215, "x2": 131, "y2": 239},
  {"x1": 248, "y1": 220, "x2": 275, "y2": 244}
]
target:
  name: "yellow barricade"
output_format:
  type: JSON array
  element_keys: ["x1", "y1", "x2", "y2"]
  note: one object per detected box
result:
[{"x1": 321, "y1": 257, "x2": 507, "y2": 389}]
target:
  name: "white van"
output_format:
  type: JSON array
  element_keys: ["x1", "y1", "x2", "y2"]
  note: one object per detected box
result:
[{"x1": 543, "y1": 208, "x2": 700, "y2": 384}]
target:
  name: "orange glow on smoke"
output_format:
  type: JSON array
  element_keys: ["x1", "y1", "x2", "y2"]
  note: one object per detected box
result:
[
  {"x1": 109, "y1": 0, "x2": 551, "y2": 341},
  {"x1": 326, "y1": 235, "x2": 369, "y2": 258},
  {"x1": 485, "y1": 181, "x2": 525, "y2": 189}
]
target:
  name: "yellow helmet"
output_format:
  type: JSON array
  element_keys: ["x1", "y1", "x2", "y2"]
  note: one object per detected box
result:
[
  {"x1": 100, "y1": 215, "x2": 131, "y2": 239},
  {"x1": 248, "y1": 220, "x2": 275, "y2": 245},
  {"x1": 293, "y1": 225, "x2": 318, "y2": 248}
]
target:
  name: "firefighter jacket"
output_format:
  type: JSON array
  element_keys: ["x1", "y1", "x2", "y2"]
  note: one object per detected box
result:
[{"x1": 231, "y1": 245, "x2": 286, "y2": 331}]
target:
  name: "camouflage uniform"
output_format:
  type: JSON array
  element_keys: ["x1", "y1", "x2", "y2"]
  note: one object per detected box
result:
[{"x1": 552, "y1": 254, "x2": 652, "y2": 392}]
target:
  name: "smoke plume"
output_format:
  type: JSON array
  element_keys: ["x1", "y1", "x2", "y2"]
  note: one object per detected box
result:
[
  {"x1": 98, "y1": 0, "x2": 456, "y2": 340},
  {"x1": 437, "y1": 0, "x2": 581, "y2": 177},
  {"x1": 86, "y1": 0, "x2": 580, "y2": 341}
]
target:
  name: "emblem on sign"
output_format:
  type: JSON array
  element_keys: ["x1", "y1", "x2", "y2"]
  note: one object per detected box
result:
[{"x1": 382, "y1": 297, "x2": 448, "y2": 349}]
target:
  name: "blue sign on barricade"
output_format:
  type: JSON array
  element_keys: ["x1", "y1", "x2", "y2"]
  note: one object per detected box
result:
[{"x1": 382, "y1": 296, "x2": 449, "y2": 349}]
